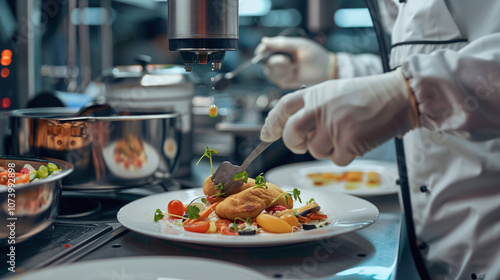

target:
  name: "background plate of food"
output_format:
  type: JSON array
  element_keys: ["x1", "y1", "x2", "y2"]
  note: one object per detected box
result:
[
  {"x1": 266, "y1": 159, "x2": 399, "y2": 197},
  {"x1": 102, "y1": 137, "x2": 160, "y2": 179},
  {"x1": 117, "y1": 186, "x2": 379, "y2": 247}
]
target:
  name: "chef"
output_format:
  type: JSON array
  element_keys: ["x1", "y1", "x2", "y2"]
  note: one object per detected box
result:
[{"x1": 255, "y1": 0, "x2": 500, "y2": 279}]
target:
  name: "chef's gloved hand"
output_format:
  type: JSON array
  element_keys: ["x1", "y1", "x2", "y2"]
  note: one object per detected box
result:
[
  {"x1": 260, "y1": 68, "x2": 420, "y2": 166},
  {"x1": 254, "y1": 36, "x2": 337, "y2": 89}
]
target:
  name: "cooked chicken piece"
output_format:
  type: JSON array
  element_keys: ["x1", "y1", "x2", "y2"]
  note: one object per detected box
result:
[{"x1": 215, "y1": 181, "x2": 293, "y2": 220}]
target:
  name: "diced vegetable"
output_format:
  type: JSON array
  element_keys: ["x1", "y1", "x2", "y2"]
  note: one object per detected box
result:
[
  {"x1": 29, "y1": 171, "x2": 37, "y2": 182},
  {"x1": 47, "y1": 162, "x2": 61, "y2": 174},
  {"x1": 207, "y1": 221, "x2": 217, "y2": 233},
  {"x1": 19, "y1": 168, "x2": 30, "y2": 174},
  {"x1": 296, "y1": 201, "x2": 320, "y2": 217},
  {"x1": 37, "y1": 165, "x2": 49, "y2": 179},
  {"x1": 22, "y1": 164, "x2": 36, "y2": 173}
]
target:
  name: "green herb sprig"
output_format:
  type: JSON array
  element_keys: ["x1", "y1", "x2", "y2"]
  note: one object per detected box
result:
[
  {"x1": 233, "y1": 171, "x2": 248, "y2": 183},
  {"x1": 252, "y1": 173, "x2": 268, "y2": 189},
  {"x1": 266, "y1": 188, "x2": 302, "y2": 208},
  {"x1": 154, "y1": 209, "x2": 165, "y2": 222},
  {"x1": 186, "y1": 205, "x2": 201, "y2": 219},
  {"x1": 196, "y1": 146, "x2": 218, "y2": 175},
  {"x1": 214, "y1": 183, "x2": 226, "y2": 198}
]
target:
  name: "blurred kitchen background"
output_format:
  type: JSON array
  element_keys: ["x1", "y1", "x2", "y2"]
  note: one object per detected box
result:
[{"x1": 0, "y1": 0, "x2": 394, "y2": 185}]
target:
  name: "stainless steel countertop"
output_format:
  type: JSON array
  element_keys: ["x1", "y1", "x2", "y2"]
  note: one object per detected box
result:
[{"x1": 76, "y1": 194, "x2": 403, "y2": 280}]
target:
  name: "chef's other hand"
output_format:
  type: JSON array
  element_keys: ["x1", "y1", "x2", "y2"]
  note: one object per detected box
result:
[
  {"x1": 260, "y1": 68, "x2": 420, "y2": 166},
  {"x1": 255, "y1": 36, "x2": 337, "y2": 90}
]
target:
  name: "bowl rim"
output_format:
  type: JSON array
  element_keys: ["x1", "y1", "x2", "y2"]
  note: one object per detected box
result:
[
  {"x1": 9, "y1": 107, "x2": 181, "y2": 122},
  {"x1": 0, "y1": 156, "x2": 74, "y2": 192}
]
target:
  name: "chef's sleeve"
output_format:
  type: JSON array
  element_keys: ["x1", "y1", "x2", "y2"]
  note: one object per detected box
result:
[
  {"x1": 402, "y1": 33, "x2": 500, "y2": 141},
  {"x1": 336, "y1": 53, "x2": 384, "y2": 79}
]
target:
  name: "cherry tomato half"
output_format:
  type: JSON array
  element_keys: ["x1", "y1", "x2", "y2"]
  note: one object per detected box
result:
[
  {"x1": 183, "y1": 221, "x2": 210, "y2": 233},
  {"x1": 167, "y1": 200, "x2": 185, "y2": 217}
]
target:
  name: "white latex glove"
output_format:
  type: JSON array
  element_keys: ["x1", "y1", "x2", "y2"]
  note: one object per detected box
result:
[
  {"x1": 254, "y1": 36, "x2": 337, "y2": 89},
  {"x1": 260, "y1": 68, "x2": 419, "y2": 166}
]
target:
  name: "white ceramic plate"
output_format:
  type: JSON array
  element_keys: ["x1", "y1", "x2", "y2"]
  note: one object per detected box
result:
[
  {"x1": 117, "y1": 188, "x2": 379, "y2": 247},
  {"x1": 11, "y1": 256, "x2": 268, "y2": 280},
  {"x1": 102, "y1": 141, "x2": 160, "y2": 179},
  {"x1": 266, "y1": 160, "x2": 399, "y2": 197}
]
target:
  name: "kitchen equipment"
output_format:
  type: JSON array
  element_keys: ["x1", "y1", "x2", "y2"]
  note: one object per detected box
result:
[
  {"x1": 8, "y1": 108, "x2": 182, "y2": 190},
  {"x1": 103, "y1": 60, "x2": 195, "y2": 178},
  {"x1": 0, "y1": 156, "x2": 73, "y2": 246},
  {"x1": 167, "y1": 0, "x2": 239, "y2": 71},
  {"x1": 212, "y1": 52, "x2": 294, "y2": 91},
  {"x1": 212, "y1": 141, "x2": 272, "y2": 194}
]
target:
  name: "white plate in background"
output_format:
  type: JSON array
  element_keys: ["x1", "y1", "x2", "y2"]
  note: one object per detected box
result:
[
  {"x1": 12, "y1": 256, "x2": 268, "y2": 280},
  {"x1": 117, "y1": 187, "x2": 379, "y2": 247},
  {"x1": 266, "y1": 160, "x2": 399, "y2": 197}
]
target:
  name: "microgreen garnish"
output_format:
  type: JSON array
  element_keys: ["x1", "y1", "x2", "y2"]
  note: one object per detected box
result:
[
  {"x1": 266, "y1": 188, "x2": 302, "y2": 208},
  {"x1": 307, "y1": 198, "x2": 315, "y2": 204},
  {"x1": 201, "y1": 197, "x2": 207, "y2": 204},
  {"x1": 186, "y1": 205, "x2": 200, "y2": 219},
  {"x1": 290, "y1": 188, "x2": 302, "y2": 203},
  {"x1": 253, "y1": 173, "x2": 268, "y2": 189},
  {"x1": 234, "y1": 217, "x2": 252, "y2": 225},
  {"x1": 196, "y1": 146, "x2": 218, "y2": 175},
  {"x1": 233, "y1": 171, "x2": 248, "y2": 183},
  {"x1": 154, "y1": 209, "x2": 165, "y2": 222},
  {"x1": 214, "y1": 183, "x2": 226, "y2": 198}
]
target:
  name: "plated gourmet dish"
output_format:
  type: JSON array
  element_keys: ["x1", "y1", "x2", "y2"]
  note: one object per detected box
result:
[
  {"x1": 153, "y1": 147, "x2": 331, "y2": 235},
  {"x1": 306, "y1": 170, "x2": 381, "y2": 189}
]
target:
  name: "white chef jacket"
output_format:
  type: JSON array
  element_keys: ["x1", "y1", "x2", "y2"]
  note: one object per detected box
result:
[{"x1": 336, "y1": 1, "x2": 500, "y2": 279}]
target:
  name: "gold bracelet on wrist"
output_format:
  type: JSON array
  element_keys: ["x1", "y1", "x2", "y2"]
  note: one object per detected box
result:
[{"x1": 406, "y1": 78, "x2": 421, "y2": 128}]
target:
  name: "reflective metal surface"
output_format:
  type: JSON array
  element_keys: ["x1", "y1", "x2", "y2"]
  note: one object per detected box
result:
[
  {"x1": 167, "y1": 0, "x2": 238, "y2": 41},
  {"x1": 9, "y1": 108, "x2": 182, "y2": 189},
  {"x1": 0, "y1": 157, "x2": 73, "y2": 246},
  {"x1": 167, "y1": 0, "x2": 239, "y2": 70}
]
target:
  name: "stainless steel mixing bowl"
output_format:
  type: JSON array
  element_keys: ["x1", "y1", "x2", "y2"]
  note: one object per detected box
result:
[{"x1": 0, "y1": 156, "x2": 73, "y2": 246}]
